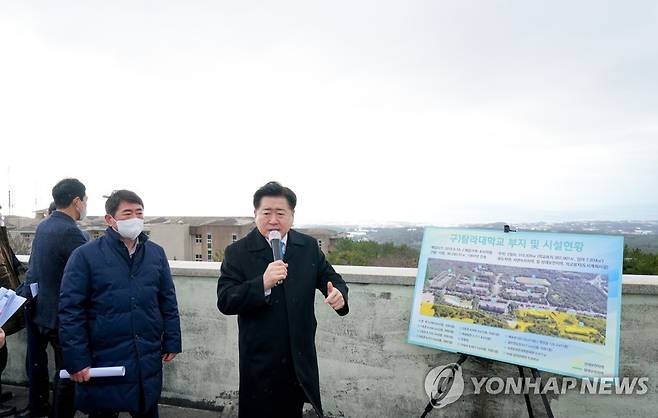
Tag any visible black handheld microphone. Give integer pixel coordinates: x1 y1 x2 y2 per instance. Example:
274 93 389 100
269 230 283 286
269 230 283 261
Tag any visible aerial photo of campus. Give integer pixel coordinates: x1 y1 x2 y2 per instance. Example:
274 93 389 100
419 258 608 345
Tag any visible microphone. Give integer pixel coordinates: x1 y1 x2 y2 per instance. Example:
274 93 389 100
269 230 283 261
269 230 283 286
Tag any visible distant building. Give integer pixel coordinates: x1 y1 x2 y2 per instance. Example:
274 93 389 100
10 215 255 261
10 214 340 261
33 208 49 220
296 228 341 254
3 215 36 230
479 301 507 314
5 216 40 250
473 287 489 296
429 278 444 290
455 283 472 293
504 289 532 302
147 216 256 261
515 276 551 287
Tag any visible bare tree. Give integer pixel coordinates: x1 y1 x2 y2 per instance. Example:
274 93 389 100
8 233 31 255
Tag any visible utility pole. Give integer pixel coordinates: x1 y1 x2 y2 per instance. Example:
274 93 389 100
7 167 12 216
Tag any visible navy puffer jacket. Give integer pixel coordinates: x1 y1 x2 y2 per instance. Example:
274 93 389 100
59 227 182 413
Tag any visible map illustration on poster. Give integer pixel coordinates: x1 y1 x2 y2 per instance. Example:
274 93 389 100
407 227 624 378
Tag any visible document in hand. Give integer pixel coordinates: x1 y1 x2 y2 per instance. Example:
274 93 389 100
59 366 126 379
30 283 38 297
0 287 26 327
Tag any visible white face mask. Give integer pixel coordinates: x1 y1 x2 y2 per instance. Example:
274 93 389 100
77 203 87 221
75 196 87 221
115 218 144 240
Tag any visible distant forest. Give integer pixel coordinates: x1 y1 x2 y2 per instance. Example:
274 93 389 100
330 228 658 274
624 235 658 254
362 227 658 254
327 238 419 267
624 245 658 275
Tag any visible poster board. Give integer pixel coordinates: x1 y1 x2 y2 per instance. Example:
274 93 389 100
407 227 623 378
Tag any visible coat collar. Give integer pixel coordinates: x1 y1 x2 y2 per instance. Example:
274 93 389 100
245 227 305 262
103 226 149 266
104 226 149 246
50 210 78 225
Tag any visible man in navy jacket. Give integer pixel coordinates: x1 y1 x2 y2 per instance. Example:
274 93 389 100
59 190 181 418
21 178 89 418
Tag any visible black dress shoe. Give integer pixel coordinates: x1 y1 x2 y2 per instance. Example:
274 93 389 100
14 406 49 418
0 403 16 418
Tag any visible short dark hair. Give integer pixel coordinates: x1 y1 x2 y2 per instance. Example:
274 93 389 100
52 178 86 209
104 190 144 217
47 201 57 215
253 181 296 210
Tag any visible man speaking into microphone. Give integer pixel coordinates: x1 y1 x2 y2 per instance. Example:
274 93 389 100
217 181 349 418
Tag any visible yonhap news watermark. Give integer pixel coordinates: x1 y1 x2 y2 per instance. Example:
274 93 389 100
470 375 649 396
425 363 649 409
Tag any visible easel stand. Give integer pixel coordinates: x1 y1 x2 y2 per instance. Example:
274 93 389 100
420 353 555 418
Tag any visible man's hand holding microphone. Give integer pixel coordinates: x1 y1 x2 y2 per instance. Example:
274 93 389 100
264 230 287 291
263 230 344 310
263 260 288 290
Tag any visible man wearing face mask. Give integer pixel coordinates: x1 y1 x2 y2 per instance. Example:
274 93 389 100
19 178 89 418
59 189 181 418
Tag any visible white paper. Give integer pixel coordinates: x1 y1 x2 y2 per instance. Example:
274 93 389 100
30 283 39 297
0 287 26 327
59 366 126 379
0 288 9 314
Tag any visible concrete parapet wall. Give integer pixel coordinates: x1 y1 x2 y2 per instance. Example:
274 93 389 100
4 260 658 417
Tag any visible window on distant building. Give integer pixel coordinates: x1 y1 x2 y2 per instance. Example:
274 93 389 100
232 233 238 242
195 254 203 261
195 234 202 244
208 250 213 261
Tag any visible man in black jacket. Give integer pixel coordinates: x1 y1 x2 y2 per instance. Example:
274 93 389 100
217 181 349 418
20 178 88 418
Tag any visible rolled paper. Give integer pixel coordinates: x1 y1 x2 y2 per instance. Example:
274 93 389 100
59 366 126 379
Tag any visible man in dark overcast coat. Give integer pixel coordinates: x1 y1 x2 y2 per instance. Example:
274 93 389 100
21 178 88 418
217 181 349 418
59 190 181 418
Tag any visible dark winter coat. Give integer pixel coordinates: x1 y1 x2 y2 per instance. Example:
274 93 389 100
59 227 182 413
26 211 88 331
0 224 26 335
217 228 349 418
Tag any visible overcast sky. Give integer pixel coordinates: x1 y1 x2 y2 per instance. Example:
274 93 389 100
1 1 657 225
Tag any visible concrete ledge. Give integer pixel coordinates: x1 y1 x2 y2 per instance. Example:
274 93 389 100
166 261 418 286
8 255 658 417
16 255 658 293
620 274 658 295
166 260 658 294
